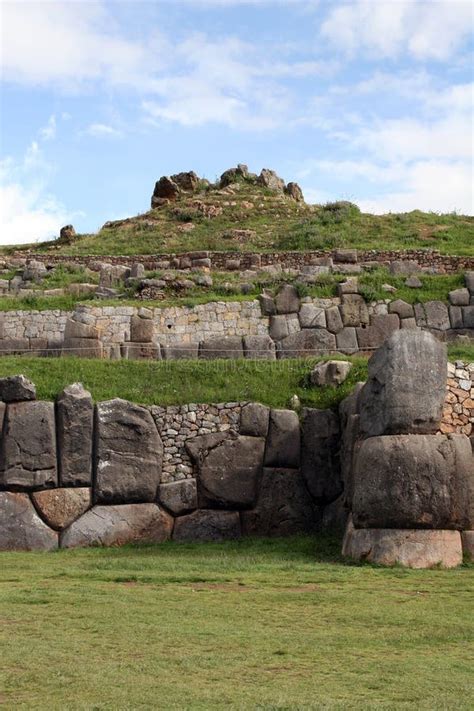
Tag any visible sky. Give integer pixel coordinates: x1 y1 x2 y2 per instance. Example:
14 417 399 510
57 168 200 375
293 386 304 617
0 0 473 245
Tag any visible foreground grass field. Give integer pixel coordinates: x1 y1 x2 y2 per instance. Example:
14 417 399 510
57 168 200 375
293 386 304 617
1 537 473 709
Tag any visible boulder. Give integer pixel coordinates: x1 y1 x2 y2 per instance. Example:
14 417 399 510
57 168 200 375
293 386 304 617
388 300 414 319
285 182 304 201
356 313 400 349
240 403 270 437
342 517 462 569
352 434 473 530
94 399 163 504
326 306 344 334
0 401 57 489
335 327 358 354
275 284 300 314
61 504 173 548
186 433 265 508
59 224 76 244
158 480 197 516
32 488 91 530
0 492 58 551
310 360 352 387
257 168 285 192
241 468 317 536
152 176 180 205
359 330 447 437
334 249 358 264
448 288 470 306
299 304 326 329
173 510 241 542
269 314 300 341
243 335 276 360
278 328 336 358
170 171 199 191
130 315 154 343
219 164 250 187
258 293 276 316
199 337 244 360
300 408 341 504
57 383 93 486
405 276 422 288
264 409 300 468
389 260 419 276
0 375 36 402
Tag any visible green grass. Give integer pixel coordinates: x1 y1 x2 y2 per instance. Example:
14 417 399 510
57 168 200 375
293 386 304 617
1 536 473 709
0 355 369 409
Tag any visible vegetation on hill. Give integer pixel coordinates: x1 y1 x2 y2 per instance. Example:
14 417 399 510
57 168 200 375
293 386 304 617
4 180 473 256
1 537 473 709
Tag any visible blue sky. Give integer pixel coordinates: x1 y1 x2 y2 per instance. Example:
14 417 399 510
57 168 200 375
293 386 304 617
1 0 473 244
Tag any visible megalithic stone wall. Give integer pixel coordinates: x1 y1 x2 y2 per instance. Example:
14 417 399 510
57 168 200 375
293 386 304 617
340 330 474 568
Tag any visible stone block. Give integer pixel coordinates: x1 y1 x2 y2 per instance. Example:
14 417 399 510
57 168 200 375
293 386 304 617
275 284 300 314
418 301 451 331
57 383 93 486
130 315 154 343
336 327 358 354
269 314 300 341
64 319 99 340
0 401 57 489
449 288 470 306
0 338 30 355
301 408 341 504
61 504 173 548
321 495 348 535
121 342 161 360
337 278 358 296
32 488 91 530
326 306 344 334
334 249 358 263
199 337 244 360
241 468 317 537
465 271 474 294
299 303 326 329
342 517 462 568
162 343 199 360
359 330 447 437
356 313 400 350
158 480 197 516
240 403 270 437
449 306 463 329
173 510 241 542
63 338 103 358
462 305 474 328
186 433 265 508
278 329 336 358
264 409 300 468
389 260 419 276
0 492 58 551
192 258 211 269
388 300 414 319
310 360 352 386
339 295 369 327
400 317 418 330
0 375 36 402
258 293 276 316
461 531 474 560
243 335 276 360
352 434 473 530
94 399 163 504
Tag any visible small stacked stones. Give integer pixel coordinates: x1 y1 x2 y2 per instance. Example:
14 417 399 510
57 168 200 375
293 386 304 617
441 361 474 436
150 403 243 482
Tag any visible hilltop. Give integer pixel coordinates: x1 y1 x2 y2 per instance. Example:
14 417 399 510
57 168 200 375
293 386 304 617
4 164 474 256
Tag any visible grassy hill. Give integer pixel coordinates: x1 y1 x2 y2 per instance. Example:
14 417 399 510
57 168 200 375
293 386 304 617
5 178 474 256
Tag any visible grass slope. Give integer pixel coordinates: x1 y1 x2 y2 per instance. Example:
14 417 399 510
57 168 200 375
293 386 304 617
1 537 473 709
5 185 473 256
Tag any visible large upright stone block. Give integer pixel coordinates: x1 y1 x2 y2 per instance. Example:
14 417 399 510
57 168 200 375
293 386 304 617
278 329 336 358
359 330 446 437
0 401 57 489
94 399 163 504
0 492 58 551
264 409 300 468
352 434 474 530
56 383 93 486
300 408 341 504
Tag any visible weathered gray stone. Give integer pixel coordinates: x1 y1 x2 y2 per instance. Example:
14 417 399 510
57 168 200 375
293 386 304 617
465 271 474 294
121 342 161 360
241 468 317 536
0 401 57 489
0 338 30 355
240 403 270 437
352 434 473 530
186 433 265 508
342 517 462 569
278 328 336 358
130 315 154 343
32 488 91 530
173 510 241 542
321 495 348 535
336 327 358 354
449 306 463 329
162 342 199 360
337 278 358 296
0 492 58 551
269 314 299 341
275 284 300 314
310 360 352 386
339 295 369 327
0 375 36 402
389 260 419 276
158 480 197 516
388 300 414 319
417 300 451 331
199 337 244 360
356 313 400 349
257 168 285 193
62 338 103 358
462 306 474 328
64 319 99 340
61 504 173 548
338 384 364 505
400 317 418 330
258 293 276 315
264 409 300 468
405 276 423 288
449 288 470 306
152 176 180 203
94 399 163 504
461 531 474 560
299 304 326 329
334 249 358 264
326 305 344 334
301 408 341 504
359 330 447 437
285 182 304 201
243 335 276 360
57 383 93 486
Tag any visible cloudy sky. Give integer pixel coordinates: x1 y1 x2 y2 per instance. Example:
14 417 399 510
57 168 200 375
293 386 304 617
1 0 473 244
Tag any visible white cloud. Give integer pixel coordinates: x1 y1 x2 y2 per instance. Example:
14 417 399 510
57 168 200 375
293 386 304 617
86 123 123 138
321 1 473 60
38 114 57 141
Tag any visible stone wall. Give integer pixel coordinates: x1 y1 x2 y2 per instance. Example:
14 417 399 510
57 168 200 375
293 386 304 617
0 276 473 359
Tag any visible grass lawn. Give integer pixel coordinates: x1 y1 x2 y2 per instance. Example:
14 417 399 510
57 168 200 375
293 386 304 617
0 537 473 709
